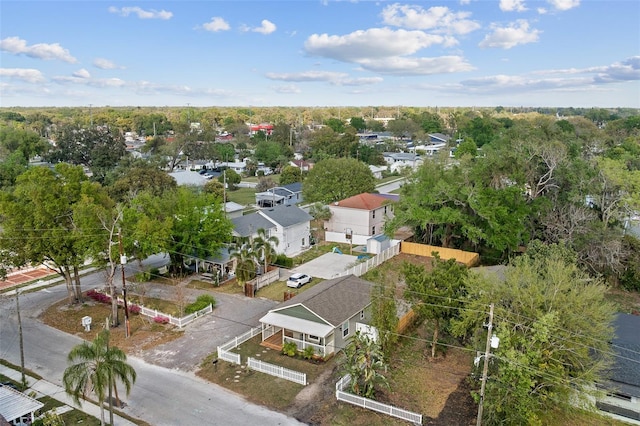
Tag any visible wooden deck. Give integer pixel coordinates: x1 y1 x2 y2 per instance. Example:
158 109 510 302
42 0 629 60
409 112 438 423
260 330 282 351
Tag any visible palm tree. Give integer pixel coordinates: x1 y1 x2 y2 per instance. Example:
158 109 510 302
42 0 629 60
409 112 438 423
341 331 388 399
63 329 137 426
253 228 279 273
230 237 256 287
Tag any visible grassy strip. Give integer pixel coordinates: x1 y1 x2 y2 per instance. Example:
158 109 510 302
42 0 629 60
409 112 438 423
0 359 43 381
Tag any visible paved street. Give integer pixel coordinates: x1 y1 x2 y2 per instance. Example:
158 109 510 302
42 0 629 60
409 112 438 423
0 263 304 426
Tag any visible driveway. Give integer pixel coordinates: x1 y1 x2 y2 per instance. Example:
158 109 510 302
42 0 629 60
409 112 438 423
290 252 360 279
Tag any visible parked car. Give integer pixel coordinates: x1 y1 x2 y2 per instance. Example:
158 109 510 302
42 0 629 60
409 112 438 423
286 273 311 288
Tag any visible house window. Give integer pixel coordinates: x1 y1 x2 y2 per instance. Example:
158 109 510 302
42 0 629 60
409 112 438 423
384 206 387 214
372 210 376 219
360 310 365 320
342 321 349 338
301 237 305 246
371 226 375 235
307 335 320 344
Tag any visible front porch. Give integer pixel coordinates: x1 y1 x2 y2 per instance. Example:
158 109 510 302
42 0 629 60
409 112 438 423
260 325 334 359
261 329 283 351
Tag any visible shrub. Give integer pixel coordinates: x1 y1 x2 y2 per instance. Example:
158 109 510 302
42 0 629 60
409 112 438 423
128 304 141 314
302 346 315 360
134 270 151 283
153 315 169 324
185 294 216 314
282 341 298 357
274 254 293 268
86 289 111 304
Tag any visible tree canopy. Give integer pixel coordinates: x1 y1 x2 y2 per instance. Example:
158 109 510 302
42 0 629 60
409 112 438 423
302 158 375 204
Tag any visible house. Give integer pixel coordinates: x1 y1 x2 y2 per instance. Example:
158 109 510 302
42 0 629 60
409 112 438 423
428 133 451 144
224 201 245 219
368 164 387 179
597 313 640 421
259 274 374 358
231 204 312 257
289 159 313 172
382 152 422 172
0 385 44 426
249 123 274 136
324 193 398 246
255 182 303 208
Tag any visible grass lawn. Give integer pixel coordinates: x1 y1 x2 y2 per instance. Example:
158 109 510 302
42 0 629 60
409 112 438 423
226 187 257 206
188 279 243 295
197 335 334 411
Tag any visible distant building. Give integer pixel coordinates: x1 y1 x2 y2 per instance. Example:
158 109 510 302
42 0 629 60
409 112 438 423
248 123 274 136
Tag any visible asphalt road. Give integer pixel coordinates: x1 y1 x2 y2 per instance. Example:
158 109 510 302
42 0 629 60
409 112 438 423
0 261 304 426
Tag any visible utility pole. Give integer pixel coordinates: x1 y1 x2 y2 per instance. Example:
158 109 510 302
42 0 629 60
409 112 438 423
476 303 494 426
118 230 130 338
15 288 26 387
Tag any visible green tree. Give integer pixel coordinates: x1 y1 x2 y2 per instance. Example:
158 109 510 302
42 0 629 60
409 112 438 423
403 255 467 358
0 151 28 190
203 179 226 201
0 164 89 303
454 138 477 159
341 331 388 399
0 127 48 161
63 329 136 426
219 168 240 190
302 158 375 204
108 162 177 202
349 116 366 132
324 117 345 133
253 228 279 273
279 165 302 185
230 239 257 286
370 279 398 361
452 247 616 425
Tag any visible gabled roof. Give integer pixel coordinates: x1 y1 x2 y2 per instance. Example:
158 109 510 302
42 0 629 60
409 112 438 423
333 193 396 211
271 275 373 327
259 204 312 228
429 133 451 143
0 386 43 423
231 214 275 237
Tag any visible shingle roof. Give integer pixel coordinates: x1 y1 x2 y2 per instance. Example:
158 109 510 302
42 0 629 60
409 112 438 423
608 313 640 395
231 214 274 237
333 193 395 211
273 275 373 326
259 204 312 228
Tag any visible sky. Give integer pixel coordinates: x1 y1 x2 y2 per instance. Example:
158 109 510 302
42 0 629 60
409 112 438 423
1 0 639 108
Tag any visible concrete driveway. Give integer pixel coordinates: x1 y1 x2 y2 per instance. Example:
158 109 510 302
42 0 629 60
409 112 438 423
290 252 360 279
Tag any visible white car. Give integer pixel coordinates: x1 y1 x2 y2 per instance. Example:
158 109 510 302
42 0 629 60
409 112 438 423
286 273 311 288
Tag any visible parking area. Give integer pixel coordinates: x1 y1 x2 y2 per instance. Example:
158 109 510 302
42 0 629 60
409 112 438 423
289 252 360 279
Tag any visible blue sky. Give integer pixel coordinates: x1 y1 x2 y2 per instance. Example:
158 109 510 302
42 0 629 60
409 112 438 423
1 0 639 108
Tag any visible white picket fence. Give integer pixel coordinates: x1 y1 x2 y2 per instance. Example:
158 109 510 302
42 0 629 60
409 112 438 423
134 302 213 328
247 357 307 386
335 375 422 425
338 243 401 277
217 326 262 365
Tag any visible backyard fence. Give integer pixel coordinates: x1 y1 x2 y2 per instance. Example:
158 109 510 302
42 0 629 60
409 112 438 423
217 326 262 365
338 243 401 278
400 242 479 267
335 375 423 425
247 357 307 386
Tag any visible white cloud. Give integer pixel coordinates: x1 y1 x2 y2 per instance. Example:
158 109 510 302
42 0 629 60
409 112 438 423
273 85 301 94
93 58 121 70
381 4 480 35
547 0 580 11
537 7 548 14
247 19 277 35
500 0 528 12
265 70 382 86
305 28 451 62
108 6 173 20
202 17 230 32
0 36 77 63
359 55 474 75
73 69 91 79
0 68 46 83
479 20 540 49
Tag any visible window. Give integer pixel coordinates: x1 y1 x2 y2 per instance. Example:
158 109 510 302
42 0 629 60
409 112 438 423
342 321 349 338
307 335 320 344
384 206 387 214
360 310 365 320
371 226 375 235
372 210 376 219
301 237 305 246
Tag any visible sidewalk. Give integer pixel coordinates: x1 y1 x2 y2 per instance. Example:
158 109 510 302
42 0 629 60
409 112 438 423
0 364 137 426
2 267 98 296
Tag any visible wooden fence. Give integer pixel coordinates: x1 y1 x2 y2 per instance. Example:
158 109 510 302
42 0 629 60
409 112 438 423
401 242 479 267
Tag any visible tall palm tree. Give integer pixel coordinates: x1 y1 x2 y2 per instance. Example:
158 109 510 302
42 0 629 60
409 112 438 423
230 237 256 286
253 228 279 273
341 331 388 399
63 329 137 426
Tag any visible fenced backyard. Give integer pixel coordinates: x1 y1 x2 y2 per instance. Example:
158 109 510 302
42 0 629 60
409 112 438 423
217 326 262 365
335 375 423 425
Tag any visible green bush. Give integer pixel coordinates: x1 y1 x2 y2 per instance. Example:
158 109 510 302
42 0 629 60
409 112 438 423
282 341 298 357
274 254 293 268
134 270 151 283
302 346 315 360
185 294 216 314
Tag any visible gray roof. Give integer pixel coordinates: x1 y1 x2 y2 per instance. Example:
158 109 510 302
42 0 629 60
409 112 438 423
274 275 373 326
231 214 274 237
608 313 640 396
259 204 312 228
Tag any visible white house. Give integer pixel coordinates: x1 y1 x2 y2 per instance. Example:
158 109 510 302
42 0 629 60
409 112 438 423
231 204 313 257
324 193 398 246
368 164 387 179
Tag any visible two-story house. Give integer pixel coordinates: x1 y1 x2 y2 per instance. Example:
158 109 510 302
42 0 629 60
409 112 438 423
324 193 398 248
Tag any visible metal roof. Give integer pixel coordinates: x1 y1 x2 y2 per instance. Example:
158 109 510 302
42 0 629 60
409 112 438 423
0 386 44 423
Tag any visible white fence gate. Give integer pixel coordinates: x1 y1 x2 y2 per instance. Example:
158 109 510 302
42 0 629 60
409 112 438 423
216 326 262 366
